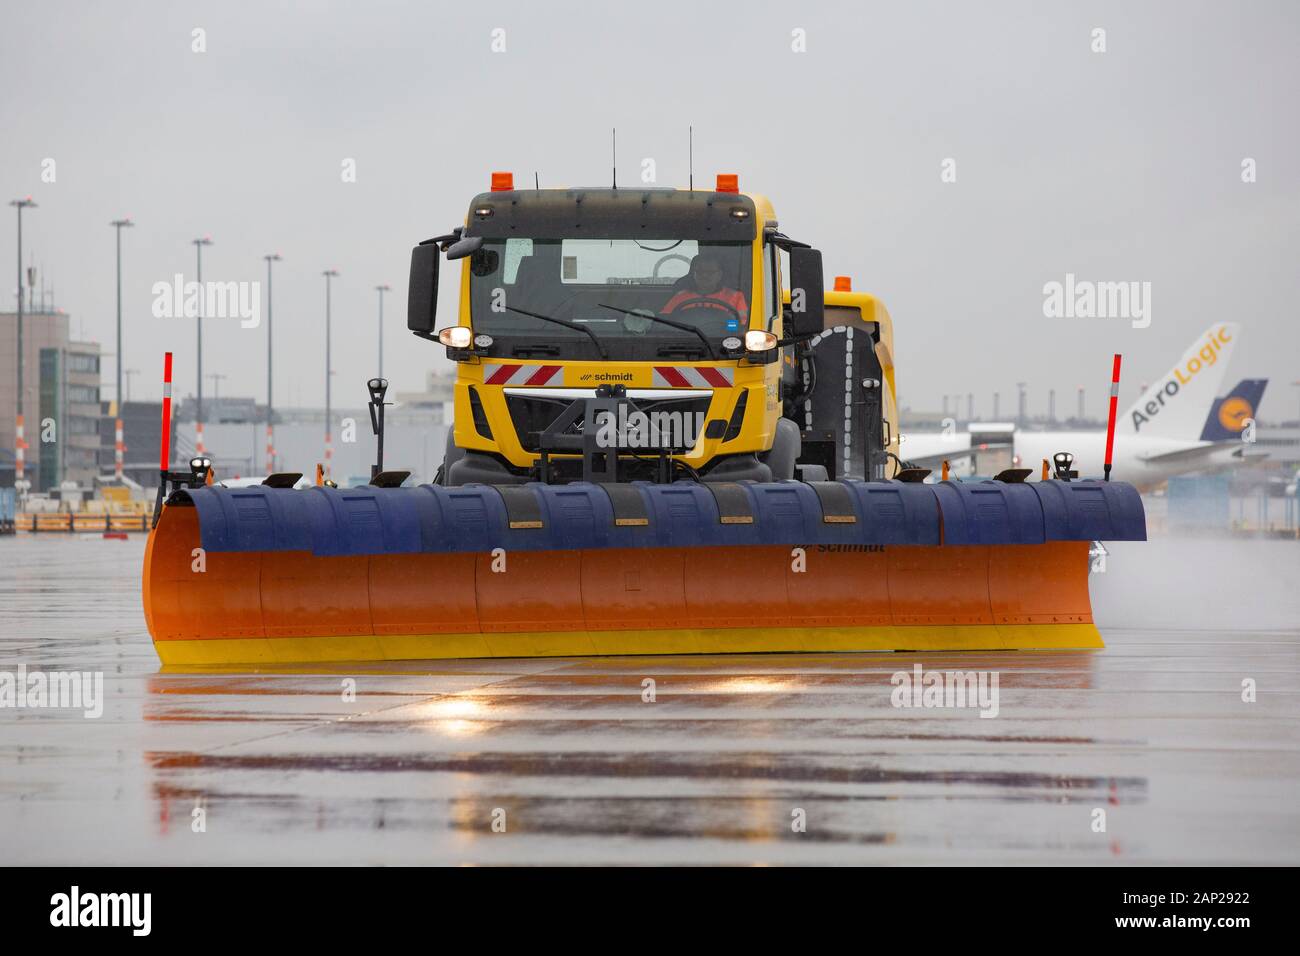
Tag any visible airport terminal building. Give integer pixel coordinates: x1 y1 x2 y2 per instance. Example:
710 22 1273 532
0 307 105 492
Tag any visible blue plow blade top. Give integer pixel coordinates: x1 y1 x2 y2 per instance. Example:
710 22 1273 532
172 478 1147 558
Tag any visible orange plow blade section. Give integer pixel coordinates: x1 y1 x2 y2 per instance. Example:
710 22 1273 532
144 505 1101 666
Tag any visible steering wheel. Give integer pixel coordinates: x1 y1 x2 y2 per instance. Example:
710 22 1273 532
667 296 744 326
652 254 692 280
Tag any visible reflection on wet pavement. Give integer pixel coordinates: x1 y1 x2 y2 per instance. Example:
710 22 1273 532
3 536 1298 864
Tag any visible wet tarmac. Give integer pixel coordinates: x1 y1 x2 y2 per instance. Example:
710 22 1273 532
2 533 1298 864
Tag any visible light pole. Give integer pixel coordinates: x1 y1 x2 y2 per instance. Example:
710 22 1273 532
192 236 213 454
123 369 139 403
375 283 391 379
10 198 36 492
323 269 339 477
110 218 133 481
1016 382 1027 426
206 371 226 442
264 253 281 474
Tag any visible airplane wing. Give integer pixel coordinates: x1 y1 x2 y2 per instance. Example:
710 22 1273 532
1137 442 1268 465
899 433 974 469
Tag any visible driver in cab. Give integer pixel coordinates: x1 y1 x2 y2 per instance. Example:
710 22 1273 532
662 253 747 318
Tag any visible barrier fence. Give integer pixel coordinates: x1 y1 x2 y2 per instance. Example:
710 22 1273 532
14 513 151 533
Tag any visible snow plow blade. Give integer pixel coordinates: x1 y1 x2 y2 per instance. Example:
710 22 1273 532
143 478 1145 666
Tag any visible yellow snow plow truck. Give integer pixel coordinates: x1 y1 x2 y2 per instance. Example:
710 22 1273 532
142 171 1145 666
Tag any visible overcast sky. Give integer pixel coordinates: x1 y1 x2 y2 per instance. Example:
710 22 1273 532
2 0 1296 419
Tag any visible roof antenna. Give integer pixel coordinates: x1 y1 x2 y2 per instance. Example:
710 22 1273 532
689 126 694 192
611 127 617 189
534 171 540 191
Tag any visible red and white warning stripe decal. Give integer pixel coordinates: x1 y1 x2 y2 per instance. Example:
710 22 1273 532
482 364 562 386
652 366 733 388
482 364 732 388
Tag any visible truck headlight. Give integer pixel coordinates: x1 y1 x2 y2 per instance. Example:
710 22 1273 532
744 330 777 352
438 327 473 349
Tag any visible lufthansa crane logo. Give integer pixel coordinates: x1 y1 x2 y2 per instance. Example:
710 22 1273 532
1218 396 1253 432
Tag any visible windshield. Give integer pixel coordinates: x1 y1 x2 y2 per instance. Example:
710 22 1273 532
469 238 752 345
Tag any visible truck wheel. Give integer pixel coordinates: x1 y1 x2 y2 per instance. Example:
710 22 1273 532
761 418 801 481
436 429 467 486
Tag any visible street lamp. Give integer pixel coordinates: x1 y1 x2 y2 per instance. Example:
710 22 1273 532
375 283 391 380
264 253 282 474
322 269 339 477
9 197 36 492
192 236 213 454
110 217 134 481
123 368 139 403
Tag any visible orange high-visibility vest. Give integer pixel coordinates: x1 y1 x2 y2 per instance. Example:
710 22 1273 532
663 288 748 317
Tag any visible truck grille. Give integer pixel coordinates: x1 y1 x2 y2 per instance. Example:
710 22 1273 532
504 394 712 453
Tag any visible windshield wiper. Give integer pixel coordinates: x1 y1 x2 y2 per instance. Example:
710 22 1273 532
504 305 608 360
597 304 717 360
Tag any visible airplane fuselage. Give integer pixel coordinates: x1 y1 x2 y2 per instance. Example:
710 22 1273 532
1014 431 1235 490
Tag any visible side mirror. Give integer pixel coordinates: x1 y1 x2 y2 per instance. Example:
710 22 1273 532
407 242 439 334
787 247 825 339
445 234 483 260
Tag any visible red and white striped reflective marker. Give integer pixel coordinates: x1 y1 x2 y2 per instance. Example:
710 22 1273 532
159 352 173 472
483 363 561 386
652 366 733 388
265 424 274 475
1103 353 1122 482
114 417 124 480
14 413 24 482
480 364 734 389
195 421 205 455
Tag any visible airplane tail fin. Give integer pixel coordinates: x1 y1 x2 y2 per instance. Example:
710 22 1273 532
1199 378 1267 441
1123 324 1239 440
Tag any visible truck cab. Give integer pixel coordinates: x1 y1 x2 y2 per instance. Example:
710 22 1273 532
408 172 896 484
